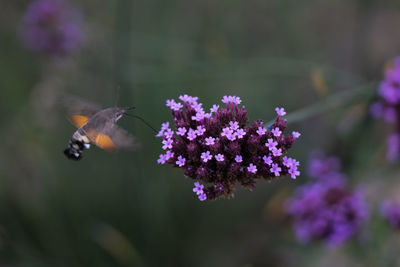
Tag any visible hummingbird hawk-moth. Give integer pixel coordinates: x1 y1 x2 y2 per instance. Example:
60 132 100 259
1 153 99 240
63 88 139 160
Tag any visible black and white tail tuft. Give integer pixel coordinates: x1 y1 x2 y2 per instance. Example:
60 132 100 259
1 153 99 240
64 139 86 160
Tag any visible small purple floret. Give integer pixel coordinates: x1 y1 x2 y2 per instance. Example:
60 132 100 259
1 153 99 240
205 137 216 146
257 126 267 136
272 147 282 157
157 154 167 165
235 128 246 139
215 154 225 162
193 182 204 195
229 121 240 131
263 155 272 165
210 104 219 113
272 127 282 137
176 156 186 167
162 139 173 150
288 167 300 179
275 107 286 116
266 139 278 151
201 151 213 163
247 164 257 174
292 131 301 139
165 150 174 159
196 126 206 136
270 163 281 176
177 127 187 136
198 193 207 201
164 129 174 139
187 129 197 141
221 127 233 137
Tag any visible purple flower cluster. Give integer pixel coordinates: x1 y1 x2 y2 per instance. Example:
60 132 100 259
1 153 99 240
307 150 346 181
20 0 84 56
381 200 400 229
157 95 301 201
370 57 400 161
286 153 368 246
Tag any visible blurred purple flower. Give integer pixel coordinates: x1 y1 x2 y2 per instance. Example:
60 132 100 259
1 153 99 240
307 150 345 181
381 200 400 229
20 0 84 56
156 95 301 201
286 153 368 247
387 134 400 162
370 57 400 161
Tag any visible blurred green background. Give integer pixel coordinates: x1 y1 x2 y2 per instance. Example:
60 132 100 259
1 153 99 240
1 0 400 266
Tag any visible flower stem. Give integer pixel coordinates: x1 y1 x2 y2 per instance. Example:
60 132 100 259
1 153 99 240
267 82 377 125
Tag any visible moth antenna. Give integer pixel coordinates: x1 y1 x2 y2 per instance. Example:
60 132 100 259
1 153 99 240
115 86 120 107
125 113 158 133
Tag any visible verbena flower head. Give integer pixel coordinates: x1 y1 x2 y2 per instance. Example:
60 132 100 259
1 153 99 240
307 150 346 181
370 57 400 161
286 153 368 247
20 0 84 56
157 95 301 201
381 200 400 229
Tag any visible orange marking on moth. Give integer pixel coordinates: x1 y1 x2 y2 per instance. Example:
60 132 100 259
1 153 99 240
94 133 116 151
69 115 90 128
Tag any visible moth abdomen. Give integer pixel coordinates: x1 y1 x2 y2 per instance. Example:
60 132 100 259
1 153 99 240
63 147 82 160
63 134 90 161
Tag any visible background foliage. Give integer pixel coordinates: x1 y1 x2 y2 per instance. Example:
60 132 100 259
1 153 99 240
1 0 400 266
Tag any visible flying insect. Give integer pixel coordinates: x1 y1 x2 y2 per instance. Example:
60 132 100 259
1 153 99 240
63 88 139 160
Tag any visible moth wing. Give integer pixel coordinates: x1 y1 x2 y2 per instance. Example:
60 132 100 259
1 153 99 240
69 115 90 128
60 94 102 117
84 128 116 151
84 125 139 151
106 125 140 151
94 133 117 151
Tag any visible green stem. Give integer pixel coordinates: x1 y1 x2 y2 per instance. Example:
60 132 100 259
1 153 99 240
266 82 377 125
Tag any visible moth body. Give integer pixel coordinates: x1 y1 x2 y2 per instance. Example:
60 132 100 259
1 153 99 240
64 129 92 160
62 93 137 161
